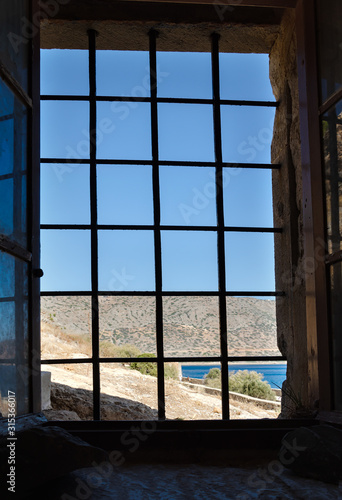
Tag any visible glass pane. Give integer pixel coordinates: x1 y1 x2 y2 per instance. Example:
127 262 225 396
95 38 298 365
0 0 29 92
42 363 93 420
166 361 222 420
100 362 158 420
41 101 90 159
41 230 91 292
223 168 273 227
221 106 275 164
228 362 281 419
219 53 274 101
322 100 342 253
41 296 92 360
97 165 153 225
227 296 280 356
158 104 214 162
0 253 29 416
161 231 218 291
0 80 27 247
40 164 90 224
99 297 156 357
97 51 150 97
225 232 275 292
157 52 212 99
163 296 220 357
330 262 342 410
41 49 89 95
317 0 342 102
0 80 27 174
98 230 155 291
97 102 151 160
160 166 217 226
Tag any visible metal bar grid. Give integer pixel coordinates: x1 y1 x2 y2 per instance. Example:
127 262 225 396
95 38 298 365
40 31 285 421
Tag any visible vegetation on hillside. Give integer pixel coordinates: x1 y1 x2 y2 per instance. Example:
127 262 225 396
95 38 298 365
204 367 276 401
130 353 179 380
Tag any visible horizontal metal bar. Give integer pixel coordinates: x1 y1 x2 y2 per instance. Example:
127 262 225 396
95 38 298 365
0 171 27 182
41 225 91 230
41 290 284 297
0 234 32 262
40 95 90 101
41 94 279 107
0 62 32 108
41 358 92 365
0 113 14 123
220 100 278 107
41 356 286 365
40 158 281 169
225 291 284 296
41 224 282 233
41 158 90 164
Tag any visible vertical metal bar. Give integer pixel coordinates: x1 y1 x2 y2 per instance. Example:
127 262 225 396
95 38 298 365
88 29 100 421
211 33 229 420
149 28 165 420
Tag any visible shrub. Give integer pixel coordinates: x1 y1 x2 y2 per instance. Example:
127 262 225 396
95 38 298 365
130 353 157 377
116 344 142 358
100 342 141 358
229 370 276 401
204 368 221 389
164 362 179 380
204 368 276 400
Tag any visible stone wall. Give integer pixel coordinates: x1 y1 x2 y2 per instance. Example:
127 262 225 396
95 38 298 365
270 10 309 416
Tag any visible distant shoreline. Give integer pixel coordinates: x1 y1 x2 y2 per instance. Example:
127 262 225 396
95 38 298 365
181 361 287 366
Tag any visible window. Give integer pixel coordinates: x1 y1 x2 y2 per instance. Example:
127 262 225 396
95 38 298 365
0 0 39 417
317 0 342 411
40 29 284 421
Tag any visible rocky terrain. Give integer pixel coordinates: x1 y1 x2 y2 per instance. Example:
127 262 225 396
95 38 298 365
41 295 280 358
41 295 280 421
43 362 280 421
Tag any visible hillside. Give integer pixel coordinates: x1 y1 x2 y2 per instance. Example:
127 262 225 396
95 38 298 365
41 295 280 359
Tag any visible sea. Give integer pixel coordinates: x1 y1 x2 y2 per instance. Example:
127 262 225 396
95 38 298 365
181 363 287 389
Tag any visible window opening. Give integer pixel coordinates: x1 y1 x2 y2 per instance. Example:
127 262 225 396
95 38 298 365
40 29 284 421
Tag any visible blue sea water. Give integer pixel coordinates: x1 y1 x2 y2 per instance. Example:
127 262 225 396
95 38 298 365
181 363 287 389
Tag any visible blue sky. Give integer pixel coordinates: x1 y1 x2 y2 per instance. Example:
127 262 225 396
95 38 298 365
40 49 276 293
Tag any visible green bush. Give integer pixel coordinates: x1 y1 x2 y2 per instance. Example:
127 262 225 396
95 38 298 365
100 342 141 358
229 370 276 401
204 368 276 400
204 368 221 389
164 363 179 380
130 353 157 377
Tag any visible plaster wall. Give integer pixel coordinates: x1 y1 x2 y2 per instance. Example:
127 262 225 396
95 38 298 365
270 9 309 416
